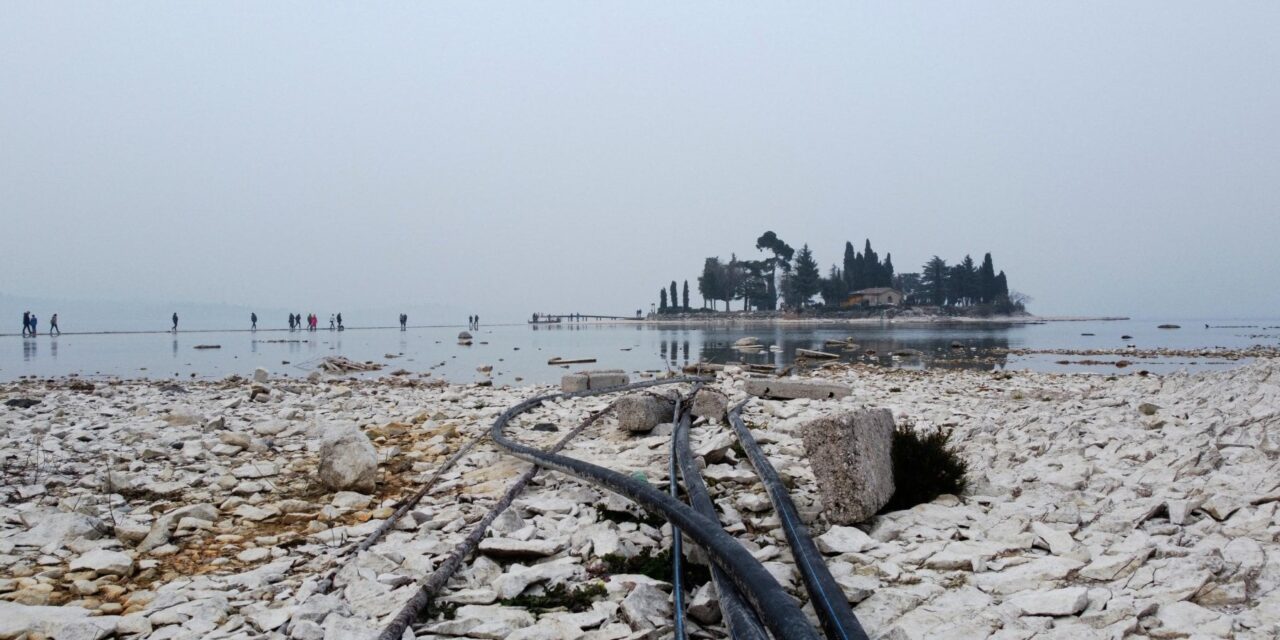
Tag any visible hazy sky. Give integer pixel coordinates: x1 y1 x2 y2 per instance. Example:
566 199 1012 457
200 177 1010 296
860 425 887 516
3 3 1277 321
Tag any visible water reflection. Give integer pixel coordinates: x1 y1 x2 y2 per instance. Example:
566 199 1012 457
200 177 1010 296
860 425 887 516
662 323 1014 372
23 338 36 361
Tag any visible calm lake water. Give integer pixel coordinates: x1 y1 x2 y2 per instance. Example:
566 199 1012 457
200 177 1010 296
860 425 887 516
3 319 1277 385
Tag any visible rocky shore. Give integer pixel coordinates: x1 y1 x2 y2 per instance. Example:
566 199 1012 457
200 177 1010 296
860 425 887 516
2 359 1278 639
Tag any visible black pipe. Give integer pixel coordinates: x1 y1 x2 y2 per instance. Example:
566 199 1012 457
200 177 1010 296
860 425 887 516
728 400 870 640
670 393 689 640
490 378 823 640
674 407 770 640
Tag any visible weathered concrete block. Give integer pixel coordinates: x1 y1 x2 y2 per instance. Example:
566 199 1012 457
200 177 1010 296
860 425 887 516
743 378 851 401
799 409 895 524
586 370 629 390
562 370 631 392
561 374 590 393
616 393 676 432
691 388 728 423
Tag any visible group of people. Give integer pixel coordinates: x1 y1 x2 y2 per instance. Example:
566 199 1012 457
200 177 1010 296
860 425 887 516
399 313 408 330
467 314 480 329
20 311 59 336
287 313 341 332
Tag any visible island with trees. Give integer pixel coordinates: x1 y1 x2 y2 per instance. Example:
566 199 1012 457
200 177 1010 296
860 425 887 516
651 230 1029 320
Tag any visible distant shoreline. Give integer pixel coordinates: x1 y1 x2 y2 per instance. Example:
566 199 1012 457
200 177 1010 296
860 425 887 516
0 315 1135 338
628 314 1128 326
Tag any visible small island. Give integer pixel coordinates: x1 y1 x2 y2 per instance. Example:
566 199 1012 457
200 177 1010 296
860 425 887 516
651 230 1030 322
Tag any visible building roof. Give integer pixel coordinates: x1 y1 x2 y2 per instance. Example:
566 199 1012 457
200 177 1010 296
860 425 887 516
851 287 901 295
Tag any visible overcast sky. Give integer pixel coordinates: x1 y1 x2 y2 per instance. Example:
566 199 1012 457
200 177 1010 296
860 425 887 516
2 2 1277 322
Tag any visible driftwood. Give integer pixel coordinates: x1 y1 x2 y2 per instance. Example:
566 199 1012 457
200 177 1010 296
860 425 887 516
548 357 597 366
317 356 383 373
796 348 840 360
682 362 724 374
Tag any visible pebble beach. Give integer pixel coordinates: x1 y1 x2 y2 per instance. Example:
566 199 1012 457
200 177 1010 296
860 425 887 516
2 357 1278 639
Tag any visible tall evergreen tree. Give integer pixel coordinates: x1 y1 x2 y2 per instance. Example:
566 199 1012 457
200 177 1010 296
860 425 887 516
821 265 848 307
882 253 895 287
723 254 745 311
669 281 678 312
842 242 857 291
659 288 668 311
862 240 879 289
958 255 978 304
698 258 722 311
921 256 948 306
978 253 996 303
995 271 1009 300
790 244 822 309
682 280 690 310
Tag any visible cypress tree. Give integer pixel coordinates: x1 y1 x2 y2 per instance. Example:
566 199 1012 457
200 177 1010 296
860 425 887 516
843 241 857 291
670 281 678 312
659 288 668 311
882 253 895 287
682 280 690 310
978 253 996 303
862 240 878 289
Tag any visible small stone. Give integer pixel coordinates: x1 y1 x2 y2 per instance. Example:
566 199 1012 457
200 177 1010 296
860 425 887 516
1008 587 1089 616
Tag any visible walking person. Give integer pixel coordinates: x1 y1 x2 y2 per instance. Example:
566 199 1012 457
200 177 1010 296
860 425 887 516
329 314 335 331
474 314 479 329
171 312 178 332
400 313 407 331
288 314 295 331
22 311 30 337
251 312 257 331
29 314 37 336
49 313 60 336
336 313 343 331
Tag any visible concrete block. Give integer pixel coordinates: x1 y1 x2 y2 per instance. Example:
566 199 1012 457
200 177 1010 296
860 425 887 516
799 409 895 524
691 388 728 422
561 370 630 393
743 378 851 401
616 393 676 432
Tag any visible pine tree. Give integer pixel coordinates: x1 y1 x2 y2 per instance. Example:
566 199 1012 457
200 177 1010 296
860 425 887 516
659 288 667 311
821 265 848 307
682 280 690 310
755 231 794 310
791 244 822 309
669 281 678 312
921 256 948 306
959 255 978 305
698 258 722 311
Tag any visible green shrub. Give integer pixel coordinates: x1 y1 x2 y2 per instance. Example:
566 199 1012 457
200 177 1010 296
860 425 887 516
601 548 711 585
881 425 968 513
500 583 607 612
